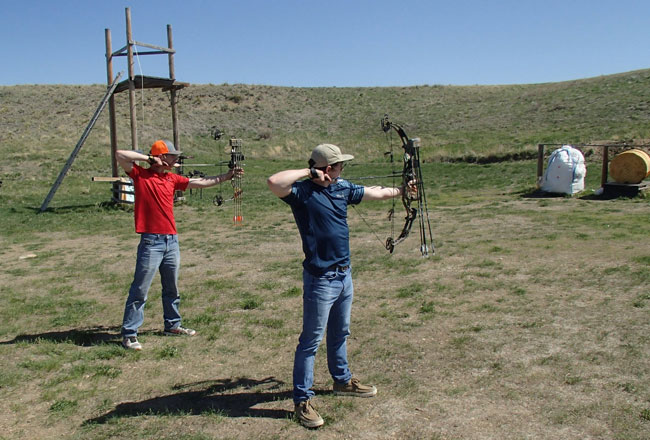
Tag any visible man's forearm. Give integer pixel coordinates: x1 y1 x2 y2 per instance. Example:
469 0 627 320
188 171 233 189
116 150 149 163
116 149 151 173
362 185 402 201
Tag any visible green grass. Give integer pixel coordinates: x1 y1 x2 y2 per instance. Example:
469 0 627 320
1 74 650 439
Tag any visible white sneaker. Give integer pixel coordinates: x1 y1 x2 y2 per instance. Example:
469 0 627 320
163 326 196 336
122 336 142 350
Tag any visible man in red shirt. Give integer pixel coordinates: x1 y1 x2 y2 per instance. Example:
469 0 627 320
116 139 242 350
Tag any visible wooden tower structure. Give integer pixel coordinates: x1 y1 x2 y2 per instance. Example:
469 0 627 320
105 7 188 177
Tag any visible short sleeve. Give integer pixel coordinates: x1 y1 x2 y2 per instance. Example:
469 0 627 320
281 180 310 206
347 181 364 205
174 174 190 191
127 164 142 179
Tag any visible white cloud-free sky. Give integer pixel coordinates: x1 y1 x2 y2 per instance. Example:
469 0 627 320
2 0 649 87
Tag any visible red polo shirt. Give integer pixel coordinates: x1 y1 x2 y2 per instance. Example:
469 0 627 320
128 164 190 234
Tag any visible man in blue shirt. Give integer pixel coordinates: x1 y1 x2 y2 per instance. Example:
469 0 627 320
267 143 407 428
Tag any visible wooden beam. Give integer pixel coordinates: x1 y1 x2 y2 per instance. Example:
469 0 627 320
105 28 119 178
536 144 544 187
126 7 138 151
113 51 170 56
168 24 180 154
111 45 128 57
132 40 175 53
601 145 609 186
92 176 131 182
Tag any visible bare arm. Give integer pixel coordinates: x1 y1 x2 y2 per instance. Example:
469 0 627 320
362 185 402 201
187 169 241 189
267 168 330 198
115 150 151 174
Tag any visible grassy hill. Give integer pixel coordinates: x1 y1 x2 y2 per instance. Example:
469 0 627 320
2 68 650 165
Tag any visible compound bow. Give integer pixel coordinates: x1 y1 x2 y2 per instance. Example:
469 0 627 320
381 115 434 257
229 138 244 226
212 128 245 226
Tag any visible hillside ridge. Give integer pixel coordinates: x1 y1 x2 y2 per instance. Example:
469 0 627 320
2 69 650 161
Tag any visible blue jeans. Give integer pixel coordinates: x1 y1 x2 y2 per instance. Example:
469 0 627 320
121 233 182 337
293 267 354 403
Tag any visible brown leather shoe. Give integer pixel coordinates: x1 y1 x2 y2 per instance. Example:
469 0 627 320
294 400 324 428
333 377 377 397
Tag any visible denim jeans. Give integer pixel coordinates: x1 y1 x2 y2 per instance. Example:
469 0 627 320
121 233 182 337
293 267 354 403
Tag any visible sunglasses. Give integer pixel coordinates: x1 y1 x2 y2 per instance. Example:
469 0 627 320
161 154 179 163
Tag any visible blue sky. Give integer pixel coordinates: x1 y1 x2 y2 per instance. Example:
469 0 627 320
1 0 650 87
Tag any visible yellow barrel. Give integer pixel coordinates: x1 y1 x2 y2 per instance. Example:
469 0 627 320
609 149 650 184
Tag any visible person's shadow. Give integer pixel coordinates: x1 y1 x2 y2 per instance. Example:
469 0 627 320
2 330 296 422
84 377 293 424
0 326 125 346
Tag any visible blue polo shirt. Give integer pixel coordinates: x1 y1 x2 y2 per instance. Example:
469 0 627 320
282 178 365 276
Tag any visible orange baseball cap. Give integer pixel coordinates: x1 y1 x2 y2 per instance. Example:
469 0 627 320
149 139 181 156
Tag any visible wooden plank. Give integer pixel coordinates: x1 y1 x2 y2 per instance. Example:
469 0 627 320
114 75 189 94
91 177 131 182
132 40 175 53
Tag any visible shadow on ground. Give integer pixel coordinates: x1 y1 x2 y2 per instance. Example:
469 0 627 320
518 188 640 200
519 189 568 199
31 201 132 215
0 326 144 346
84 377 294 424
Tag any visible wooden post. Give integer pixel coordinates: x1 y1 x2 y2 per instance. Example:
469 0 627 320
167 23 183 201
105 28 119 177
168 24 179 151
601 145 609 186
125 8 138 151
536 144 544 187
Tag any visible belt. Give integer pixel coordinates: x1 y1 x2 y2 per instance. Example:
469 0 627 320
328 264 350 272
